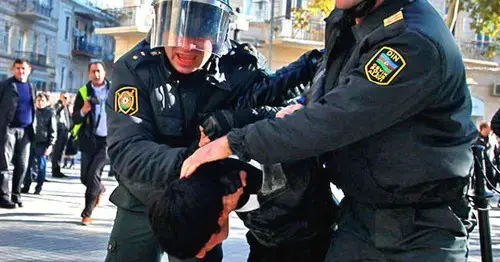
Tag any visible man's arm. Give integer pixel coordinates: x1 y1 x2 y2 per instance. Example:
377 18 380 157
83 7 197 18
221 45 324 108
106 59 192 203
200 106 280 142
71 92 85 124
48 109 57 146
181 31 456 176
227 33 447 164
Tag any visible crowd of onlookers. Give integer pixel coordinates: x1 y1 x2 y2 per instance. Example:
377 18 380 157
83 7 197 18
1 58 112 227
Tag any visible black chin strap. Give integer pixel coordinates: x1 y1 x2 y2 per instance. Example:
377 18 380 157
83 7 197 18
347 0 377 18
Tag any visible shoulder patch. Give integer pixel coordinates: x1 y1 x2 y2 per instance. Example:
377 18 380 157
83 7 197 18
365 47 406 86
115 86 139 115
383 11 403 27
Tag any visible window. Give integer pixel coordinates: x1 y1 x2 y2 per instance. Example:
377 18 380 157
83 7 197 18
60 66 65 90
33 33 38 53
65 16 70 40
18 30 25 52
3 25 9 53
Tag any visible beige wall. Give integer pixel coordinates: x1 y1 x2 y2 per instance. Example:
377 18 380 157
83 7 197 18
113 33 147 61
466 68 500 124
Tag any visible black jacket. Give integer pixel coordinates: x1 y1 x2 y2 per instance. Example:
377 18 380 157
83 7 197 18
227 0 478 206
106 40 323 211
0 76 36 170
55 100 71 130
72 81 110 152
34 107 57 146
201 107 335 246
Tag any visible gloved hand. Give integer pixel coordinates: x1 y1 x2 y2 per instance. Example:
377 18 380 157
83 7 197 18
200 110 236 141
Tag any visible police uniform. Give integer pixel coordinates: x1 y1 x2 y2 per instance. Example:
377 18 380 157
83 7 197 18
104 38 322 261
225 0 478 260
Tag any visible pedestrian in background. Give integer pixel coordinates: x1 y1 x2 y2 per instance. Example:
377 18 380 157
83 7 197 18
52 92 71 178
0 59 36 208
72 61 110 225
22 93 57 194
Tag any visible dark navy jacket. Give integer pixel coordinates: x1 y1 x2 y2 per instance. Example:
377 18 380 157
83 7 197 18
228 0 478 206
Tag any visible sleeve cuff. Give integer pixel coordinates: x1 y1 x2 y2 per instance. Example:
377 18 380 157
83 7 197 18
227 128 252 162
80 109 85 118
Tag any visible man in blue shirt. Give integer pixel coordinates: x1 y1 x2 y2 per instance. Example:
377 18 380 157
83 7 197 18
0 59 36 208
71 61 110 225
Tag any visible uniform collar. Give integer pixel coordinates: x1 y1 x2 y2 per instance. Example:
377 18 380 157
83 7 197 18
351 0 413 41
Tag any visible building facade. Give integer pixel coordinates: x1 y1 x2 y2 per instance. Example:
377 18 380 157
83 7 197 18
0 0 118 93
95 0 152 61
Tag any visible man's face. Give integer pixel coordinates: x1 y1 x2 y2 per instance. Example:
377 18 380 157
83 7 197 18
12 62 32 83
195 216 229 258
88 63 106 86
60 92 68 105
481 126 491 136
335 0 363 9
164 35 213 74
36 96 48 109
195 172 246 258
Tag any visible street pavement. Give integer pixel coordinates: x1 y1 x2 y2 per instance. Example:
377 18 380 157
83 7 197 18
0 164 499 261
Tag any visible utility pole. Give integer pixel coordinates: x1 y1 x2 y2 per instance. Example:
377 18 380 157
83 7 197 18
269 0 275 69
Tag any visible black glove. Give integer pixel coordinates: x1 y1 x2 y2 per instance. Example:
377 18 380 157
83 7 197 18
200 110 236 141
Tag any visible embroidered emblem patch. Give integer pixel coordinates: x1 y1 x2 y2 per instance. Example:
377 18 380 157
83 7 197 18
115 86 139 115
365 47 406 86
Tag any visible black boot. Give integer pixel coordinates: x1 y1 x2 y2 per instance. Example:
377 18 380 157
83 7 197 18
0 198 16 209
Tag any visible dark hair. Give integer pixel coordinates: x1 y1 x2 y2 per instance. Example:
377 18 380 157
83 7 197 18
146 169 224 259
479 122 490 131
12 58 31 68
36 93 49 101
88 61 106 72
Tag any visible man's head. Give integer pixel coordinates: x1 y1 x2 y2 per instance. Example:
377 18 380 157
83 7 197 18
479 122 491 137
147 159 252 259
36 93 49 109
150 0 233 74
12 59 32 83
147 174 226 259
60 92 68 105
88 61 106 87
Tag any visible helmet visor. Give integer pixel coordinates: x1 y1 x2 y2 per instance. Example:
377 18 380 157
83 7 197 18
151 0 233 56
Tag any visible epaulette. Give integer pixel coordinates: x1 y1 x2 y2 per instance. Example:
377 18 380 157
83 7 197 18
126 48 163 69
383 11 405 28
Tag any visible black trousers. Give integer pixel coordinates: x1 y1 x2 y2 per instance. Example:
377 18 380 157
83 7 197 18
246 230 331 262
80 136 107 218
0 127 31 203
52 125 69 176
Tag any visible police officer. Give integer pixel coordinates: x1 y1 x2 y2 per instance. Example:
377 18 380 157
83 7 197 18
182 0 479 260
104 0 320 260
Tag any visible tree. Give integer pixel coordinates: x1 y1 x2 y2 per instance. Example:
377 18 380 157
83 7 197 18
446 0 499 57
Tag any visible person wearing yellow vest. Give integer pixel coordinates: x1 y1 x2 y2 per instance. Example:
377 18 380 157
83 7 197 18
71 61 110 226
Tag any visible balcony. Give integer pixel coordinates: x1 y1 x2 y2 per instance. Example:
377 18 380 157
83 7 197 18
72 36 103 58
16 0 52 21
16 51 48 67
458 41 499 62
276 16 325 46
95 5 152 36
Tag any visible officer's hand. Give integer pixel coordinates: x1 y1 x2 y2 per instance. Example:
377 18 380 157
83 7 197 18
44 146 52 156
81 98 92 115
276 104 304 118
220 171 247 220
199 126 211 147
181 136 232 178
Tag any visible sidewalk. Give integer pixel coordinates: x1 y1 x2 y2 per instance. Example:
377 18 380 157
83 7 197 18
0 164 498 261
